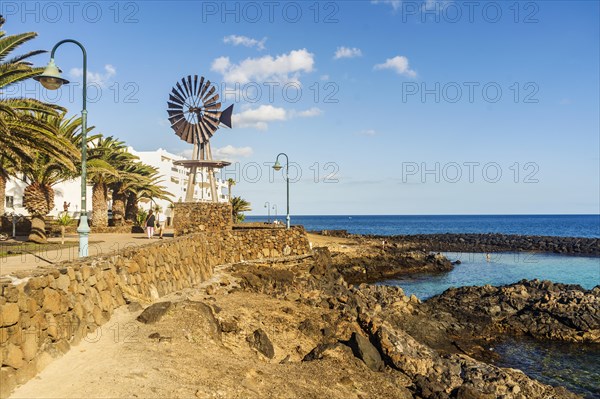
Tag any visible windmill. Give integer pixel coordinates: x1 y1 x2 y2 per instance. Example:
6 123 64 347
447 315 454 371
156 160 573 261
167 75 234 202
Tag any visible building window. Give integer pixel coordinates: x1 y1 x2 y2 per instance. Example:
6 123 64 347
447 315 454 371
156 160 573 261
5 196 14 209
171 177 179 184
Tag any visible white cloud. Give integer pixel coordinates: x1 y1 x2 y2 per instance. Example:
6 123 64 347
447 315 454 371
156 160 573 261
213 145 254 160
69 64 116 88
334 46 363 60
233 105 323 130
359 129 377 136
233 105 287 130
371 0 402 11
294 107 323 118
223 35 267 51
320 74 330 81
211 49 315 85
374 56 417 78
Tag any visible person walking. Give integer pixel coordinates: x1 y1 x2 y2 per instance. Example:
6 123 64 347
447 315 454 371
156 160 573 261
145 209 156 239
156 211 165 239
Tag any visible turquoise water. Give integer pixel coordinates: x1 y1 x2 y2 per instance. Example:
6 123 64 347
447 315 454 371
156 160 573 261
383 252 600 300
491 337 600 399
382 253 600 398
246 214 600 238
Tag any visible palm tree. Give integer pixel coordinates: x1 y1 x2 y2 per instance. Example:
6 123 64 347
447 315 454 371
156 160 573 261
118 163 172 223
86 136 131 227
231 196 251 223
20 114 79 242
227 178 236 201
110 162 158 226
0 16 67 215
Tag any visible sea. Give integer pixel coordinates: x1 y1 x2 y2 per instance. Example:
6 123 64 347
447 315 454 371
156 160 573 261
246 214 600 238
247 214 600 397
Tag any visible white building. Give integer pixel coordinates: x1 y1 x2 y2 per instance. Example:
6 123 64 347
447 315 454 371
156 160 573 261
128 147 229 213
4 147 229 220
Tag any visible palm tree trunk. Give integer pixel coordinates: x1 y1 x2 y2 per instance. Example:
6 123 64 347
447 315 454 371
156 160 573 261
23 182 54 243
92 183 108 227
28 215 46 243
125 192 138 222
112 190 126 226
0 174 5 216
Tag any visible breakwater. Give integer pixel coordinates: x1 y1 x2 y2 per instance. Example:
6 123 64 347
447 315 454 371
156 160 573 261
371 233 599 256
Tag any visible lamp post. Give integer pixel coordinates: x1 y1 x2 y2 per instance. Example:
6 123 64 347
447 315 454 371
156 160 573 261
272 153 290 229
34 39 90 257
264 201 271 223
272 204 278 223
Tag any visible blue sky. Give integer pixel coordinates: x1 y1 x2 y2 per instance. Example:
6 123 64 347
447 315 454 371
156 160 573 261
3 0 599 215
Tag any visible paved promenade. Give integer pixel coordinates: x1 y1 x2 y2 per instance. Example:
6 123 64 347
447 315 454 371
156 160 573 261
0 231 173 276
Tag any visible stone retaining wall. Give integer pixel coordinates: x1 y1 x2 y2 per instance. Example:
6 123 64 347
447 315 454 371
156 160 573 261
173 202 232 235
0 227 311 398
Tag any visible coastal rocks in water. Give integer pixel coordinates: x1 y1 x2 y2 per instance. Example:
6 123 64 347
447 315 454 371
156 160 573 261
334 247 453 284
427 279 600 343
346 332 384 371
360 314 580 399
247 328 275 359
230 248 583 398
136 301 173 324
390 233 600 256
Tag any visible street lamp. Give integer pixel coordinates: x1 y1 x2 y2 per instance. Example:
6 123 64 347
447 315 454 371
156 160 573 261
264 201 271 223
272 153 290 229
34 39 90 257
272 204 278 223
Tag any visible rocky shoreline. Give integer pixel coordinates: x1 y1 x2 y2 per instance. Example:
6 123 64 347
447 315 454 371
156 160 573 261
230 247 590 398
6 232 597 398
321 230 600 256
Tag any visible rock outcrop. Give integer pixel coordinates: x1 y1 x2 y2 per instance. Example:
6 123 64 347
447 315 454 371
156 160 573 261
384 233 599 256
426 280 600 343
231 248 584 398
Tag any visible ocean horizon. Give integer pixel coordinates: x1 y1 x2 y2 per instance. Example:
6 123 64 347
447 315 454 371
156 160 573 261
245 214 600 238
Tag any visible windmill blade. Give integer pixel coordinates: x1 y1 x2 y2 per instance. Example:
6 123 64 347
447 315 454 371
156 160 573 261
186 76 194 97
170 89 186 105
198 122 210 144
167 101 184 111
219 104 234 128
200 118 217 139
204 102 221 111
171 119 186 137
168 112 185 123
168 94 185 106
203 93 219 106
197 76 205 97
182 122 195 143
181 77 191 98
193 75 199 96
168 112 185 122
202 114 220 132
202 86 216 102
192 123 202 146
200 80 211 97
175 81 187 98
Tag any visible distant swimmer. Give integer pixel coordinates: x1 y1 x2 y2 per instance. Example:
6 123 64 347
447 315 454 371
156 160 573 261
486 253 491 262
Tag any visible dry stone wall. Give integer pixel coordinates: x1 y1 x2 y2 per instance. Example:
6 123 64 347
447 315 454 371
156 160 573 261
0 227 311 398
173 202 232 235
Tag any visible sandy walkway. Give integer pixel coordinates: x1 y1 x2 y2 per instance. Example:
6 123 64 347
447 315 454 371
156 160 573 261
1 231 173 275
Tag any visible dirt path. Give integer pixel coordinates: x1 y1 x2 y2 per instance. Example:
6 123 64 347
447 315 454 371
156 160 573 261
10 263 412 399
